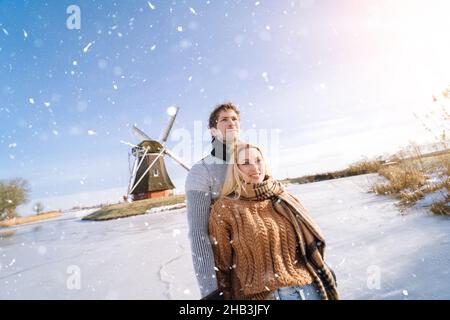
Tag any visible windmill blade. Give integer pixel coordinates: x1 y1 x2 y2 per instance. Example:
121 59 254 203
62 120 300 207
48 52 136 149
127 155 139 189
120 140 139 148
128 147 165 195
128 148 149 194
127 147 150 194
161 106 179 143
132 125 152 141
164 148 191 171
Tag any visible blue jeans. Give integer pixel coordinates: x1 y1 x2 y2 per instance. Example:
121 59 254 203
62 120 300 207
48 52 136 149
273 284 322 300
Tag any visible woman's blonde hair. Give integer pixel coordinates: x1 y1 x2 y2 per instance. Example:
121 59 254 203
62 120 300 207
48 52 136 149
219 142 270 199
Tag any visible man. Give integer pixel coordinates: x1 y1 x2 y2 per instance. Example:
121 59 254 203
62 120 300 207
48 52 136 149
185 102 241 299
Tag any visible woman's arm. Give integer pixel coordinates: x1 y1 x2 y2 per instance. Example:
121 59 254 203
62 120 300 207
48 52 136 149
208 206 233 300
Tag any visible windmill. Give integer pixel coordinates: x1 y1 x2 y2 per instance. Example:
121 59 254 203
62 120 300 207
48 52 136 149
123 106 191 201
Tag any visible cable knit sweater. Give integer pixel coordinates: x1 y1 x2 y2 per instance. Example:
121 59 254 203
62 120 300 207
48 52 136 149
208 196 313 300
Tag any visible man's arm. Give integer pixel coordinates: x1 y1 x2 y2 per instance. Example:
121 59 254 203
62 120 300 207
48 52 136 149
185 163 218 297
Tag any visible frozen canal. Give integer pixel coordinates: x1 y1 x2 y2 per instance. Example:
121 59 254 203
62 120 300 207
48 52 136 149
1 173 449 299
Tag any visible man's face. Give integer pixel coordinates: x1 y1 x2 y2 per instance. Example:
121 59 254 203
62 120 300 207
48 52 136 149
211 109 240 142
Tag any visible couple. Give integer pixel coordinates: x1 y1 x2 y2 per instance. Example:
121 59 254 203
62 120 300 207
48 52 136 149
185 102 339 300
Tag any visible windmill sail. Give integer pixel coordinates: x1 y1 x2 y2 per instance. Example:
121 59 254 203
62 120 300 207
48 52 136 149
164 148 191 171
132 125 152 141
161 106 179 143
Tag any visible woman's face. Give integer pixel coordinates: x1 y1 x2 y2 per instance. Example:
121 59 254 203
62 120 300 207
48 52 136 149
237 147 266 184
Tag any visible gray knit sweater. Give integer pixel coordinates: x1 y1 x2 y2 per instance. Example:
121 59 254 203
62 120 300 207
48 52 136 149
185 154 228 298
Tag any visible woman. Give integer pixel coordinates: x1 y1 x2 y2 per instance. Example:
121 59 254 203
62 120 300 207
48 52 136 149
208 142 339 300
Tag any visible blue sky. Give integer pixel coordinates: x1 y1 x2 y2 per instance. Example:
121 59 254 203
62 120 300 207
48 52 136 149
1 0 449 214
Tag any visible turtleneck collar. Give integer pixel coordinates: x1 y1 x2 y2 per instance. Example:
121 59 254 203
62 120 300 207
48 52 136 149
210 136 233 162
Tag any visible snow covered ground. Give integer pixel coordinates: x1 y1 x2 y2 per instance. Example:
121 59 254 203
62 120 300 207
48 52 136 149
1 173 449 300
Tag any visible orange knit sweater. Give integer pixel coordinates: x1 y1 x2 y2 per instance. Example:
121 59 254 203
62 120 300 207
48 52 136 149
208 196 313 300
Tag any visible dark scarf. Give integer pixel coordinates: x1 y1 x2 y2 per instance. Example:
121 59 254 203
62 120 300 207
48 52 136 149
210 137 232 162
240 177 340 300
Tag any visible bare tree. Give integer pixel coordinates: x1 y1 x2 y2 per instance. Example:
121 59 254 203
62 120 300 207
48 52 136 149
0 178 30 221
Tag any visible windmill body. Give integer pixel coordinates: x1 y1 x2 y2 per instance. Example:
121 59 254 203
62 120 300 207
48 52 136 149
130 140 175 200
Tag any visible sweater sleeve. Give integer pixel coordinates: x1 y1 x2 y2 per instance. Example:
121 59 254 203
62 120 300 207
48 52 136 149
185 163 218 297
208 205 233 300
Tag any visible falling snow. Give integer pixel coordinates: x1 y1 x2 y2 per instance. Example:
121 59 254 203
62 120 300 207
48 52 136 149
83 41 94 53
1 0 449 301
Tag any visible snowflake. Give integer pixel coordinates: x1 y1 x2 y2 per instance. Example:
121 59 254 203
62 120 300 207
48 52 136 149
83 41 94 53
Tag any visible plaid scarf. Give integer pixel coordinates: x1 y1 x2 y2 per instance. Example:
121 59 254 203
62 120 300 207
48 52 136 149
240 177 340 300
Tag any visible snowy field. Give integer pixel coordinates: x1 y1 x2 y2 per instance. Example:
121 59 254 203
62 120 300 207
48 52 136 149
1 173 449 300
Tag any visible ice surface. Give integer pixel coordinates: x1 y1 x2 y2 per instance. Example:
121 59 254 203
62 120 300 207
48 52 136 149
1 174 449 299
